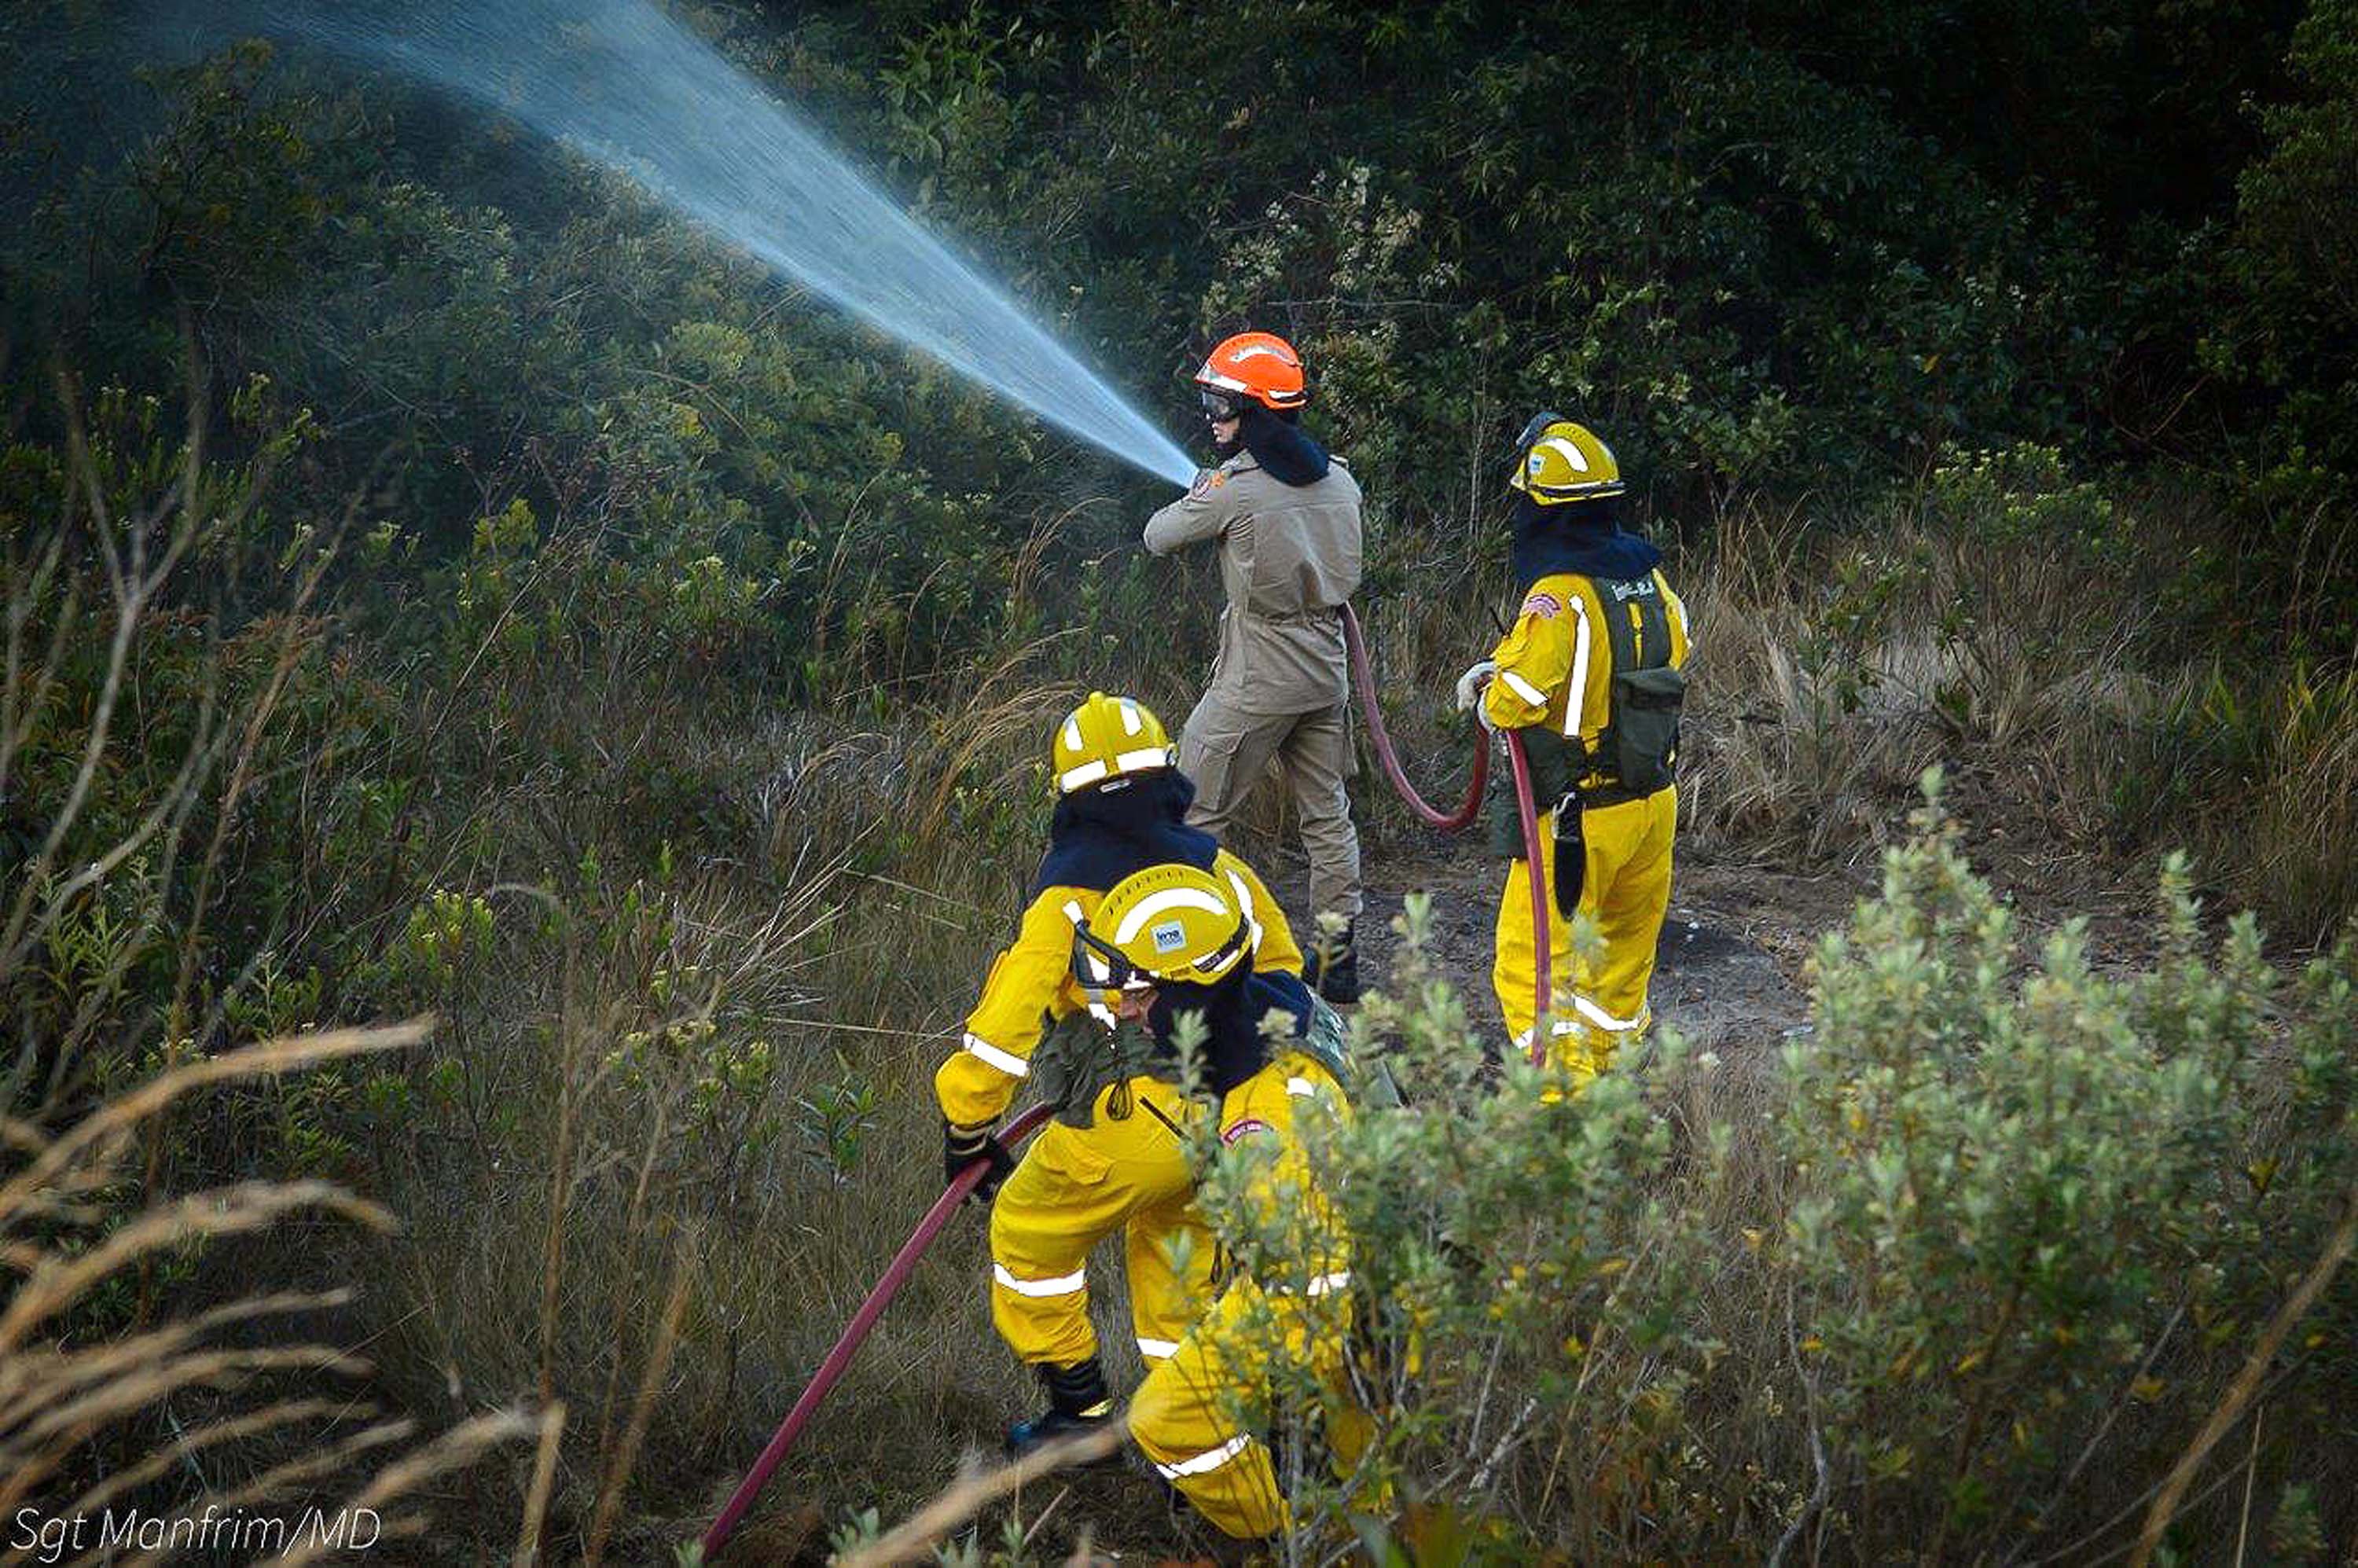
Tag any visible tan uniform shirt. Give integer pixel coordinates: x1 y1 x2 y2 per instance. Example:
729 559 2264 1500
1144 453 1364 716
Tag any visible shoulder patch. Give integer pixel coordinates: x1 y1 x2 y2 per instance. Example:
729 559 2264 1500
1187 468 1226 501
1520 590 1563 620
1221 1117 1273 1146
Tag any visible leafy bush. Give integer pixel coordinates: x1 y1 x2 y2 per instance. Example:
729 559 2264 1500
1118 789 2358 1564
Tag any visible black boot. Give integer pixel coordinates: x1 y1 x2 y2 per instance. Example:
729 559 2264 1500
1304 920 1361 1004
1006 1357 1118 1464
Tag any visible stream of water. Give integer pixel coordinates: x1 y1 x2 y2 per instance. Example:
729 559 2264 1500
233 0 1198 486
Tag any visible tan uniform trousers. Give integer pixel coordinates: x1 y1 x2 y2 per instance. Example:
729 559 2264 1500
1179 694 1362 926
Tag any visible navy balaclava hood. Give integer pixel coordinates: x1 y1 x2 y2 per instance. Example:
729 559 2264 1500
1149 962 1267 1096
1236 404 1331 487
1034 769 1218 895
1508 494 1662 590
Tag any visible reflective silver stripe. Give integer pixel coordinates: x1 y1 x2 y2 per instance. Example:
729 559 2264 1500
1285 1077 1318 1098
1152 1433 1251 1479
1113 886 1227 942
1226 870 1265 953
1570 993 1646 1034
1115 745 1171 773
1136 1336 1180 1360
1665 583 1692 652
964 1034 1030 1077
1564 599 1592 739
1498 669 1548 707
1535 435 1592 474
993 1263 1086 1298
1118 700 1143 735
1059 758 1109 791
1198 367 1250 395
1511 1019 1585 1051
1304 1271 1351 1297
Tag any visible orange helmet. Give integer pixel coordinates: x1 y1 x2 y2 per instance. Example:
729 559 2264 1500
1193 331 1307 413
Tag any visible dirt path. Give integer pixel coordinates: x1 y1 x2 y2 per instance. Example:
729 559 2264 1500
1269 835 1859 1059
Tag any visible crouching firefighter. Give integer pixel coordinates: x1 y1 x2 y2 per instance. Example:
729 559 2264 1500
1455 416 1692 1079
1087 864 1364 1543
935 692 1307 1456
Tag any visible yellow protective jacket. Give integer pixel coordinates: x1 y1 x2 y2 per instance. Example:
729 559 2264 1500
1481 568 1693 758
935 849 1304 1129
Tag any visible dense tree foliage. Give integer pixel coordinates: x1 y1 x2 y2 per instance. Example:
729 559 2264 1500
5 0 2354 630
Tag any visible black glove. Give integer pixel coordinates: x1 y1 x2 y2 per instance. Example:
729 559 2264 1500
943 1121 1015 1203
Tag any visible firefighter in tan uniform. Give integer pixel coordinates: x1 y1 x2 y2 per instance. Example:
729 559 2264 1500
1144 331 1367 1003
936 692 1309 1455
1456 417 1692 1079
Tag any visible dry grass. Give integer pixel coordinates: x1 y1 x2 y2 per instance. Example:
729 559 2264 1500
0 1023 542 1554
1674 499 2356 944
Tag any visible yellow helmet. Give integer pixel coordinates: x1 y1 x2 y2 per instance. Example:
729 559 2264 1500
1074 863 1256 993
1508 413 1625 505
1052 692 1176 795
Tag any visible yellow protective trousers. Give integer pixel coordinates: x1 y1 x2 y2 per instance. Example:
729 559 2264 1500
987 1075 1210 1372
1493 788 1677 1082
1128 1057 1359 1540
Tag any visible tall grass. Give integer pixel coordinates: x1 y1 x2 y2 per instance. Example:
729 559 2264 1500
1676 458 2357 946
11 367 2351 1561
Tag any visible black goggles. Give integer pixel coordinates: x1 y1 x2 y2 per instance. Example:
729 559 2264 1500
1072 918 1249 993
1514 409 1568 462
1199 388 1247 421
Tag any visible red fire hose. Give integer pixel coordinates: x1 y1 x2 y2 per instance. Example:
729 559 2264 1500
1339 603 1488 830
1503 727 1552 1067
1338 603 1552 1066
706 606 1554 1555
701 1100 1056 1559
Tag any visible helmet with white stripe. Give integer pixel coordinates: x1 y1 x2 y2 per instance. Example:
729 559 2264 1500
1078 863 1255 991
1508 413 1625 505
1051 691 1177 795
1194 330 1307 414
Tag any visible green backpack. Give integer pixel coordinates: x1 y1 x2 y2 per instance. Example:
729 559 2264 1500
1590 573 1685 797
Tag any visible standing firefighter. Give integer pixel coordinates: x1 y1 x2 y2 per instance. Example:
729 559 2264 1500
1145 331 1367 1003
1085 864 1361 1544
1456 416 1692 1077
935 692 1306 1455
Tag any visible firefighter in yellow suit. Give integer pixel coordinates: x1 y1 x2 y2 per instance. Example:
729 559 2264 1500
1073 863 1359 1542
1456 416 1692 1079
936 693 1304 1455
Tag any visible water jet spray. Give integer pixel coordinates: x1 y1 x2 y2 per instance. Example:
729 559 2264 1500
201 0 1199 487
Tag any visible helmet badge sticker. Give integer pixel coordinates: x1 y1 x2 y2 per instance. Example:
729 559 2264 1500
1151 920 1188 954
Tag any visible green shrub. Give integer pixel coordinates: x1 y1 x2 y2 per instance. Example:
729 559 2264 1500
1145 784 2358 1564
